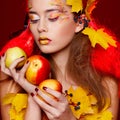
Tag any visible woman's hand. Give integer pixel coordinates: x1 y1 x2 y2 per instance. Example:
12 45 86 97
32 87 76 120
1 54 42 120
1 54 36 93
1 54 12 76
1 55 76 120
25 95 42 120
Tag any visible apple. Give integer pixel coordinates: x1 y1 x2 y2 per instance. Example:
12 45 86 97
25 55 51 85
5 47 27 68
38 79 62 101
39 79 62 92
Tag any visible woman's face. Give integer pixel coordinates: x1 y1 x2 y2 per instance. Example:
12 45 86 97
28 0 82 54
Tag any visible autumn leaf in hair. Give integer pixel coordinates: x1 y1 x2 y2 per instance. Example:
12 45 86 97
85 0 98 19
66 0 83 13
82 27 116 49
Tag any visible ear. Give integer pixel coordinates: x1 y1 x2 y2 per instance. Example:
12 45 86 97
75 22 84 33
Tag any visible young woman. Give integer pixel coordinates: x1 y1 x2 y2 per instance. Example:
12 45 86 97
0 0 119 120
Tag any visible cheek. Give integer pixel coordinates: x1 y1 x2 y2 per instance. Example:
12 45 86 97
55 22 76 40
29 24 38 39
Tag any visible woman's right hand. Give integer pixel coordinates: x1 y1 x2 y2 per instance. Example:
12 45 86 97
1 54 43 120
1 54 37 94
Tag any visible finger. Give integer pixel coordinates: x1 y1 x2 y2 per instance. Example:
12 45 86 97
20 81 36 94
9 57 26 77
1 54 11 76
17 60 37 93
42 87 66 101
36 89 59 107
9 57 25 79
9 56 25 70
33 94 56 114
19 60 30 78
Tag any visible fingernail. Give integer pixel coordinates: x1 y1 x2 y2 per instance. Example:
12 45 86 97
26 60 29 64
35 88 39 92
2 53 5 57
43 86 47 91
30 93 34 97
20 56 25 58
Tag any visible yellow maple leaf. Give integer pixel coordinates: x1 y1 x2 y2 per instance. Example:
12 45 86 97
12 94 28 112
66 87 94 119
85 110 113 120
82 27 116 49
66 0 83 13
89 94 97 105
10 108 26 120
2 93 16 105
2 93 28 120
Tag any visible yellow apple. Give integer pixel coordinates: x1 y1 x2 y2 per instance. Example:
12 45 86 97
5 47 27 68
38 79 62 101
25 55 51 85
39 79 62 92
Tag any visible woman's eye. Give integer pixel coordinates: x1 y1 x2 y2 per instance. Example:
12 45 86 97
29 14 40 24
48 12 60 22
30 19 39 24
48 16 59 22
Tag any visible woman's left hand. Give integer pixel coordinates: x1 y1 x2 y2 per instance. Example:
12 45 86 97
32 87 76 120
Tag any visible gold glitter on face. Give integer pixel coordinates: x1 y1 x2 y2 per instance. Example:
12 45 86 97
47 0 72 23
28 0 32 9
49 12 61 19
50 0 65 6
28 0 78 54
28 1 71 25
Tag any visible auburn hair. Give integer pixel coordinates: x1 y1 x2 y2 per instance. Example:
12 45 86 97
45 32 108 111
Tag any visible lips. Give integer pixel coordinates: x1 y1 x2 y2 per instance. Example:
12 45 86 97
39 37 51 45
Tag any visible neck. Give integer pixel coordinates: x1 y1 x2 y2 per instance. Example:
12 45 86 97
50 45 77 90
51 45 70 74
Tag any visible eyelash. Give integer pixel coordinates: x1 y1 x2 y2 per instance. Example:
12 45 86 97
29 19 39 24
29 13 60 24
29 17 59 24
48 16 59 22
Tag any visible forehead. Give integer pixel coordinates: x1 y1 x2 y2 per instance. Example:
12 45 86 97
28 0 66 10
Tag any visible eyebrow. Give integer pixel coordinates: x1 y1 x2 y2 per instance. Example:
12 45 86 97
28 8 61 14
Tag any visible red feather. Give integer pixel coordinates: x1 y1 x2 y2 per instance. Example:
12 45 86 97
0 28 34 57
91 41 120 97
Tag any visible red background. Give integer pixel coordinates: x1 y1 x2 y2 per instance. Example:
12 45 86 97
0 0 120 119
0 0 26 49
0 0 120 49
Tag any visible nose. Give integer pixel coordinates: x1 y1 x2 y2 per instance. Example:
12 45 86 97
37 18 48 33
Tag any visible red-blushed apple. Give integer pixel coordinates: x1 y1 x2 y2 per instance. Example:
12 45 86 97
5 47 27 68
25 55 51 85
39 79 62 92
38 79 62 101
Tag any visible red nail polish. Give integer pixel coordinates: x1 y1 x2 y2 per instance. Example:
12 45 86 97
26 60 29 64
2 53 5 57
31 93 34 97
20 56 25 58
43 87 47 90
35 88 39 92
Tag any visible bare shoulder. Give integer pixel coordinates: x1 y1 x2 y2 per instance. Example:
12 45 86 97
0 69 9 81
0 73 23 120
102 76 119 120
102 76 118 93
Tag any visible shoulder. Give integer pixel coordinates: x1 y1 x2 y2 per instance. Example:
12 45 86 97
102 76 118 94
102 76 119 120
101 76 119 100
0 70 9 81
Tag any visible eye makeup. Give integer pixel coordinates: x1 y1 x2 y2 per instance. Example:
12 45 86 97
28 13 40 24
